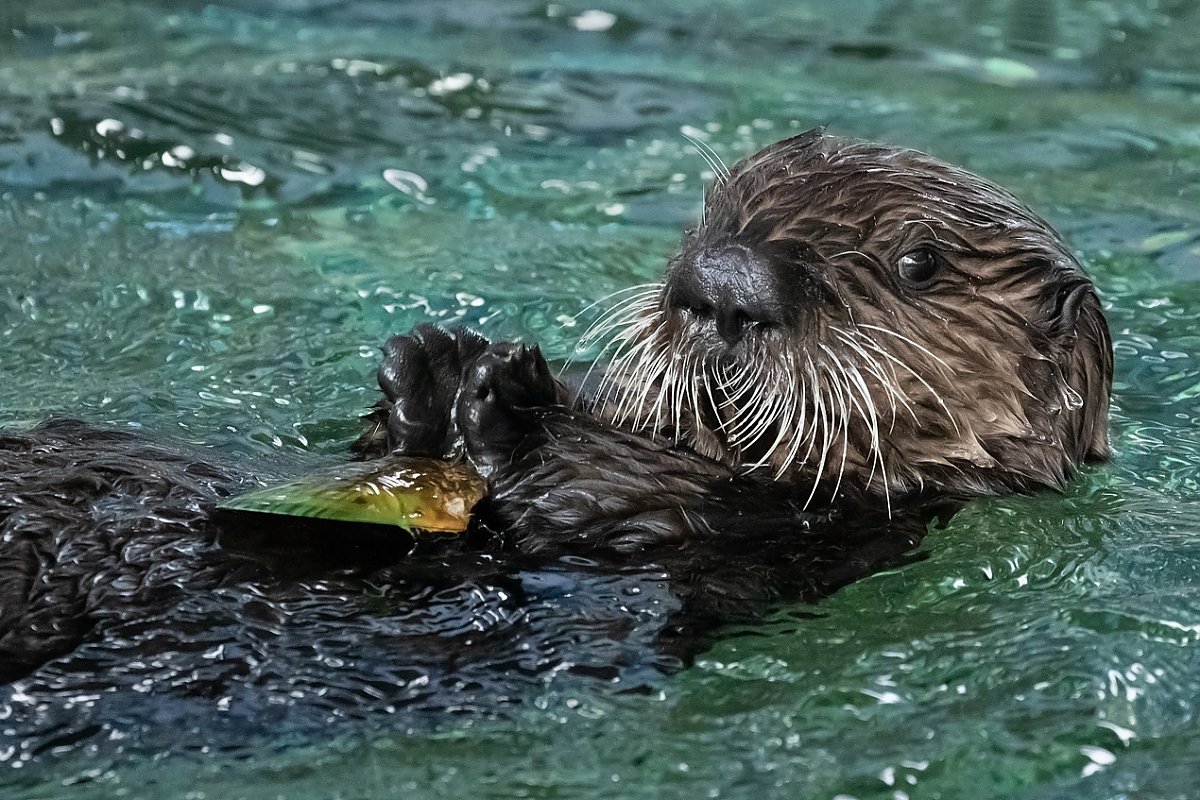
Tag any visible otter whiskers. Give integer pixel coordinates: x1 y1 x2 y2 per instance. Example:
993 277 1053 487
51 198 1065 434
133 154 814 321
682 132 731 186
831 328 915 426
572 283 662 405
576 283 664 417
579 287 971 515
855 324 958 433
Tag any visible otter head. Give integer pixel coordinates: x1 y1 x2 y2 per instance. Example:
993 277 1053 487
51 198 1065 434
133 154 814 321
587 130 1112 505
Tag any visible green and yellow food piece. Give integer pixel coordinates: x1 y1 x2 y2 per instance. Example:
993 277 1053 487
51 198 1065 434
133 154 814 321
218 457 487 533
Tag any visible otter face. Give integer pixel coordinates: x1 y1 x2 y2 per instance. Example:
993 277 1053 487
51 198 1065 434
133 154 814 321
586 131 1112 505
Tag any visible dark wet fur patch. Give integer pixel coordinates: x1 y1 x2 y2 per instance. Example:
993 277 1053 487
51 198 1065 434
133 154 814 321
0 419 928 768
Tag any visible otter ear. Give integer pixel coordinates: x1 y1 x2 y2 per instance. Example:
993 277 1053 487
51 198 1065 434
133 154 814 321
1052 282 1113 463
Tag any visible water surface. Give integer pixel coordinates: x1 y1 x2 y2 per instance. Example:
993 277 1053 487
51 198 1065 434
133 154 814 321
3 1 1200 797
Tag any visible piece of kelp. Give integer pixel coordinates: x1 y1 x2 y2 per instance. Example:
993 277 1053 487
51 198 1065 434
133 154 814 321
218 457 487 533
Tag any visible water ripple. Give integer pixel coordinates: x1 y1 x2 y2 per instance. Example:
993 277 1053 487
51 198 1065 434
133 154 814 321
0 59 720 207
3 1 1200 798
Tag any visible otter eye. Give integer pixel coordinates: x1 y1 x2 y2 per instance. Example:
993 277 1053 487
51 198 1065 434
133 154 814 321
898 247 939 285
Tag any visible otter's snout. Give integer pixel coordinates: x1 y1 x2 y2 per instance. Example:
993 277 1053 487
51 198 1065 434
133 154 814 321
666 244 786 346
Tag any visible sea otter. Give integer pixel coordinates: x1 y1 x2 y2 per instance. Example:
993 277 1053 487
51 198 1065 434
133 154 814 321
0 131 1112 764
358 130 1112 546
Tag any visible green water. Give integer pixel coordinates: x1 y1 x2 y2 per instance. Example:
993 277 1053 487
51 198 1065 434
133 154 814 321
3 1 1200 797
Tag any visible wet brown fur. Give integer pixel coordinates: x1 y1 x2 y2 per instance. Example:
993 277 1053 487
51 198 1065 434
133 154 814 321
595 131 1112 503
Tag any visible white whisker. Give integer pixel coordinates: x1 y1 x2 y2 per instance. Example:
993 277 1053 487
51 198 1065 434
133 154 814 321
858 323 956 377
846 327 957 433
682 132 730 184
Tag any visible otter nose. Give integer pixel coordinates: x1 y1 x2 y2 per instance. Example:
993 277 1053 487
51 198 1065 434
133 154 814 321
666 245 784 346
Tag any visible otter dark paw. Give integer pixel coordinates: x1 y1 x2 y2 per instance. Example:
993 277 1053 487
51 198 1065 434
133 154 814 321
373 324 490 457
456 342 560 471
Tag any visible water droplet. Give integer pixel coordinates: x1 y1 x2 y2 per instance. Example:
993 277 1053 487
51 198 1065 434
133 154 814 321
571 10 617 32
382 169 429 195
95 118 124 136
218 163 266 187
428 72 473 95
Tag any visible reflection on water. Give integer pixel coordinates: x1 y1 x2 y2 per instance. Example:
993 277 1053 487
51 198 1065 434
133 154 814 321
2 0 1200 797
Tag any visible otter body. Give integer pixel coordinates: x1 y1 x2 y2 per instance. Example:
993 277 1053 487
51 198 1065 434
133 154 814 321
0 132 1111 763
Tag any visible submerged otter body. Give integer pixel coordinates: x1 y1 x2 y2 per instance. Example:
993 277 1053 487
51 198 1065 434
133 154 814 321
0 419 924 764
0 132 1111 764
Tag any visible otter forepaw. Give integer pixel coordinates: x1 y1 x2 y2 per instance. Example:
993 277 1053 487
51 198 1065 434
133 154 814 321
456 342 559 471
375 324 490 457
